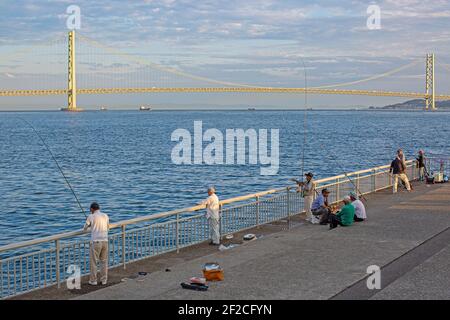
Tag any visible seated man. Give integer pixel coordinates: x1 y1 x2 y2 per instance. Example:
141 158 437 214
329 196 355 230
311 188 331 225
349 192 366 222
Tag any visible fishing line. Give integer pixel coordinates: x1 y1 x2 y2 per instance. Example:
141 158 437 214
346 115 422 184
318 143 369 203
19 118 87 218
321 111 419 202
300 58 308 181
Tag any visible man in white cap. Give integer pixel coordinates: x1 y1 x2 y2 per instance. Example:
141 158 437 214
349 192 366 222
83 202 110 286
293 172 316 224
200 187 221 245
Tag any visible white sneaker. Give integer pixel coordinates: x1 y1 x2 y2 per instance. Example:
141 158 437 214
101 281 107 285
311 217 320 224
88 281 97 286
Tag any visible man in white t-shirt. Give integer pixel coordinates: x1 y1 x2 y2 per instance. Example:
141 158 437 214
200 187 220 245
349 192 367 222
83 202 110 285
293 172 317 224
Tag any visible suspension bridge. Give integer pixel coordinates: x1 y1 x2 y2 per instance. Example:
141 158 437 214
0 31 448 111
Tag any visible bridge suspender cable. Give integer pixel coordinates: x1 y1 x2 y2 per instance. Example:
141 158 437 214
77 33 261 89
76 33 422 91
311 59 421 89
0 33 66 64
438 61 450 74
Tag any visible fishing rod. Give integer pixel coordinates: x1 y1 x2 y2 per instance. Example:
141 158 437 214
300 58 308 181
319 145 369 203
321 116 419 200
19 118 87 218
290 57 309 191
291 57 362 203
345 119 423 188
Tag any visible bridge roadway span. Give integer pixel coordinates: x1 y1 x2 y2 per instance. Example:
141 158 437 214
2 87 450 100
16 182 450 300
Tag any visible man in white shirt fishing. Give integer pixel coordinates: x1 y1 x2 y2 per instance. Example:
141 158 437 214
292 172 316 224
83 202 110 286
200 187 221 245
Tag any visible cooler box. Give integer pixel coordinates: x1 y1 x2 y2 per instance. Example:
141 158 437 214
202 269 224 281
434 173 444 183
202 262 224 281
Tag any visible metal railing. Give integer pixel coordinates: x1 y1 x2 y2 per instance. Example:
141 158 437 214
0 160 420 299
426 156 450 179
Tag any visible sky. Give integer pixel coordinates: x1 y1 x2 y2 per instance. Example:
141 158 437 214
1 0 450 109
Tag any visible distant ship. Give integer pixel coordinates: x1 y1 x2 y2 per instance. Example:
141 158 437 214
248 107 256 111
139 105 152 111
100 106 108 111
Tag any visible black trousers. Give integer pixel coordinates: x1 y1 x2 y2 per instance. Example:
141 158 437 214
354 216 365 222
329 215 344 228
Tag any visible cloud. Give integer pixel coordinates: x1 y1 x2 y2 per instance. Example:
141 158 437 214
1 0 450 101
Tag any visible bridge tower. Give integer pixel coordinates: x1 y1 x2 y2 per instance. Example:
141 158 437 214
425 53 435 110
66 30 79 111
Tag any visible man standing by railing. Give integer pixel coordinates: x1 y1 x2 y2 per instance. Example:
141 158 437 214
390 154 411 193
200 187 220 246
83 202 110 286
416 150 426 181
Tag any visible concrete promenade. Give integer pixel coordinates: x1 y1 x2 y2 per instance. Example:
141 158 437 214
17 182 450 300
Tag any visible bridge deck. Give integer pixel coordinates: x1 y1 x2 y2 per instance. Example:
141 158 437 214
14 182 450 300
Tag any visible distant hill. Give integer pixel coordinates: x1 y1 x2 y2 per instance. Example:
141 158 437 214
371 99 450 110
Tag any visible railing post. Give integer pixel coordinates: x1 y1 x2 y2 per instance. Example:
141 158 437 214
389 168 392 188
0 260 2 298
121 225 126 270
176 213 180 253
286 187 291 229
219 204 223 242
255 196 260 228
55 240 60 289
372 169 376 192
356 173 360 195
336 177 340 202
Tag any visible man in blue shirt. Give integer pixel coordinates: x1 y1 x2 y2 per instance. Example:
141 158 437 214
311 188 331 225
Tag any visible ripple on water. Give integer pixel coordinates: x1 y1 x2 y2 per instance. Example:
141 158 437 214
0 110 449 245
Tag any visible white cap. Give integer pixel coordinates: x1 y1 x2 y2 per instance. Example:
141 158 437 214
343 196 351 202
